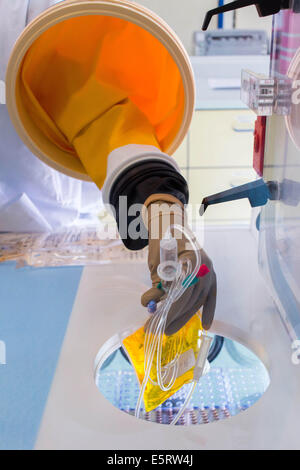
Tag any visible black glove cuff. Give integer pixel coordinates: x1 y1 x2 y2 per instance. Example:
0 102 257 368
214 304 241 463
109 160 189 251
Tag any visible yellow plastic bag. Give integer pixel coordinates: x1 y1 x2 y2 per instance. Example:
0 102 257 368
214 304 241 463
123 314 203 412
19 15 185 189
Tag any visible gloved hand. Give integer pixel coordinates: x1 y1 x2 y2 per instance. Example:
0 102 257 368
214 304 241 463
141 195 217 336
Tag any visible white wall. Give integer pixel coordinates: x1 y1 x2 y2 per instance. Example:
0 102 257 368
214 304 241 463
235 5 273 37
135 0 218 54
135 1 273 54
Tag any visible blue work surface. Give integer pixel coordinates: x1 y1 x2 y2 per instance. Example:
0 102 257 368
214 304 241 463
0 263 83 450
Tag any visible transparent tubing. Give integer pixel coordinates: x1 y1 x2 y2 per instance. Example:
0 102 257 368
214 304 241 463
135 223 202 420
170 333 213 425
170 381 197 426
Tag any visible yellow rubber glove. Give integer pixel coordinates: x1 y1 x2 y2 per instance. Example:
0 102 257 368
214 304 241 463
20 15 184 189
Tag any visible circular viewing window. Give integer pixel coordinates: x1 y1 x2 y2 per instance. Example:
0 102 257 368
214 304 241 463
95 334 270 426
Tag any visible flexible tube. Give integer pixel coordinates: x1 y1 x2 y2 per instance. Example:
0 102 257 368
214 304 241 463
170 334 213 426
170 381 197 426
135 223 202 420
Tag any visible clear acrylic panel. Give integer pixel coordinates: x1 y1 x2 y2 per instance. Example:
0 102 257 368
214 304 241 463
259 7 300 340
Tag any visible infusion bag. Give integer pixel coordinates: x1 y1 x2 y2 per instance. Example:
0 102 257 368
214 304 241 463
123 314 208 412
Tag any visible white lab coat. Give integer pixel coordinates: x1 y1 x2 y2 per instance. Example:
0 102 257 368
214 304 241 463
0 0 102 232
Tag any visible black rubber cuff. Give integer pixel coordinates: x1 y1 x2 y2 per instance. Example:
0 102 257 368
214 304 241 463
109 160 189 250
